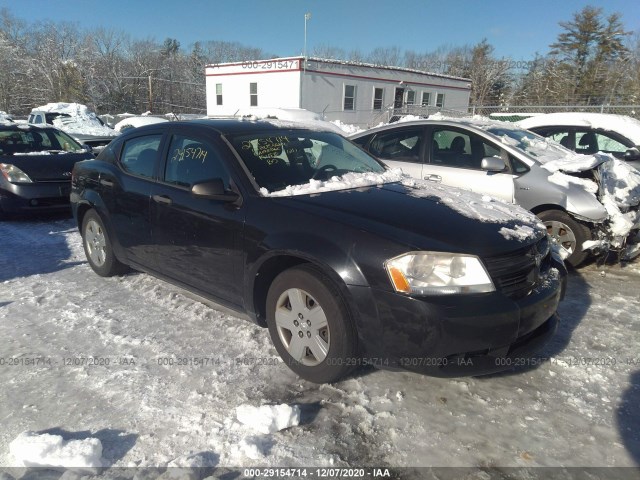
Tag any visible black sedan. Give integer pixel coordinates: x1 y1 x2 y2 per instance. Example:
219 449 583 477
0 124 93 216
70 119 566 383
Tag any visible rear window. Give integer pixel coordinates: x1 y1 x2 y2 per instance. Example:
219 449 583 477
0 128 84 156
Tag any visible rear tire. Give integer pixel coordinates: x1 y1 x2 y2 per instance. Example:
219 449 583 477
537 210 591 267
81 209 128 276
266 264 358 384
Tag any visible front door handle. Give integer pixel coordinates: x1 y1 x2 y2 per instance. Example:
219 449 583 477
100 178 114 187
152 195 172 205
424 174 442 183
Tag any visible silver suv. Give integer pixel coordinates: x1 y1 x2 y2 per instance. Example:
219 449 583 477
351 118 640 266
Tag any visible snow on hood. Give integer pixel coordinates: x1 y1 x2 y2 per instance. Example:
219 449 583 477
114 116 169 132
262 169 404 197
263 168 544 242
401 177 545 240
518 113 640 146
33 102 117 137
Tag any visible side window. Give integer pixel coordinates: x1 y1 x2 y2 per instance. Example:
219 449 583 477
369 128 424 163
540 129 572 149
164 135 229 189
594 132 629 153
431 129 504 170
431 129 472 168
120 135 162 178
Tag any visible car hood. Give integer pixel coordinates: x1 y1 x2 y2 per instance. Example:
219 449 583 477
0 151 91 181
274 180 546 258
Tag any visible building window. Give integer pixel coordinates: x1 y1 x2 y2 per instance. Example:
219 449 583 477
216 84 223 106
406 90 415 105
250 83 258 107
436 93 445 108
421 92 431 106
344 85 356 111
373 88 384 110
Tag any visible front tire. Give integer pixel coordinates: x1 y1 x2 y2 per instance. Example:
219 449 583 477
81 209 128 276
266 264 358 384
537 210 591 267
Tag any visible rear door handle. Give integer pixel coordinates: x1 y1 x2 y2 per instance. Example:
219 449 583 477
100 179 114 187
152 195 172 205
424 174 442 182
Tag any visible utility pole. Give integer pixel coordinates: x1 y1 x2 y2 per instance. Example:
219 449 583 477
303 12 311 73
148 75 153 113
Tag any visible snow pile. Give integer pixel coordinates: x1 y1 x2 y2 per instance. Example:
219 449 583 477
548 171 599 195
237 437 270 460
499 224 537 241
0 111 13 124
9 431 103 471
598 158 640 208
263 169 404 197
402 177 545 235
331 120 364 135
396 115 425 123
235 404 301 434
114 116 169 132
33 103 116 137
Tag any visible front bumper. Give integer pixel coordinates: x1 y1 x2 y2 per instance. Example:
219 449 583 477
0 181 71 214
348 262 566 377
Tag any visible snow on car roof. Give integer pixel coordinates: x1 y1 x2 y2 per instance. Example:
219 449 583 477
31 102 117 137
114 116 169 132
213 108 347 135
517 112 640 146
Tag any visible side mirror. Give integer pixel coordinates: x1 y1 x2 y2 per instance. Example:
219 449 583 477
624 148 640 161
480 156 506 172
191 178 240 202
82 144 93 153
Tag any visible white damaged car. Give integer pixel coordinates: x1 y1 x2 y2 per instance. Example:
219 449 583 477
351 118 640 266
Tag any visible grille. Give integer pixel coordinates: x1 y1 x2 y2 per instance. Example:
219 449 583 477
483 237 550 299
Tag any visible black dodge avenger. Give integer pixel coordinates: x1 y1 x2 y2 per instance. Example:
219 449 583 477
71 119 567 383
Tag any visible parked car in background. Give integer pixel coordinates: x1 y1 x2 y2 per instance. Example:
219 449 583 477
517 113 640 168
0 112 14 124
71 119 566 383
0 124 94 216
28 103 118 153
351 119 640 266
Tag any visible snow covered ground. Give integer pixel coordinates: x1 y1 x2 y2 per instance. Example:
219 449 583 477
1 216 639 476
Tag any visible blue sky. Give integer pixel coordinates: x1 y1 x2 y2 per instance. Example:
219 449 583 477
1 0 638 60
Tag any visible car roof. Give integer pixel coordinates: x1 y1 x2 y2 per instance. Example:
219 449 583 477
349 118 510 138
0 124 62 133
126 118 338 136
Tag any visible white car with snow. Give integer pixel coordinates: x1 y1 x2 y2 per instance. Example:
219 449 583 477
28 103 118 153
517 112 640 169
351 118 640 266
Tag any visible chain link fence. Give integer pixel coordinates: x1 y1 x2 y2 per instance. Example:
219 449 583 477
472 105 640 122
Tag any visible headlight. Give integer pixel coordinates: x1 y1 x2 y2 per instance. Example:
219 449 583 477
385 252 495 295
0 163 33 183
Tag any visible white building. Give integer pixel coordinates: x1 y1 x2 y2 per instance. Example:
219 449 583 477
205 57 471 127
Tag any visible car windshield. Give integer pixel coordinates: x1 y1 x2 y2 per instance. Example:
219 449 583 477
0 128 84 156
228 130 387 194
486 126 569 161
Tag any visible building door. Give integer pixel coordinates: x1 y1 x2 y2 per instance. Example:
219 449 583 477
394 88 405 108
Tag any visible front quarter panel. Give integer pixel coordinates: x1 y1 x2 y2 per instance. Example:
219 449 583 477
514 164 607 222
